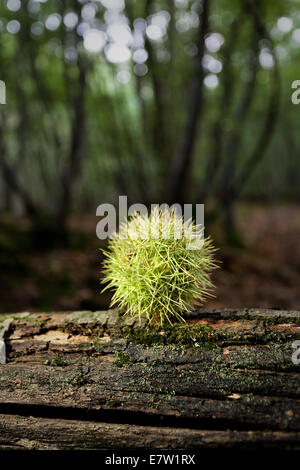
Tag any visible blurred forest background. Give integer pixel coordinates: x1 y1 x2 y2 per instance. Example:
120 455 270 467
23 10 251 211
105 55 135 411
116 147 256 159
0 0 299 313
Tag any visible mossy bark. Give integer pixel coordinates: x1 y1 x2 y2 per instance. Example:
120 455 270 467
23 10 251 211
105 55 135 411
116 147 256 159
0 309 300 450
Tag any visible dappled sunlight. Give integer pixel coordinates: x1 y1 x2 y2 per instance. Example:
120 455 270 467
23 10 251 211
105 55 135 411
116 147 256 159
0 0 299 315
83 28 106 53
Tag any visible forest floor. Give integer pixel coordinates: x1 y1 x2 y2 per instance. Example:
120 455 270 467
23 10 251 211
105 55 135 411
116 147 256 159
0 202 299 313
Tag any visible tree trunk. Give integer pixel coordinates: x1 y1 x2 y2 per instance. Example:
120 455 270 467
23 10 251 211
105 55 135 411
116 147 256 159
169 0 210 204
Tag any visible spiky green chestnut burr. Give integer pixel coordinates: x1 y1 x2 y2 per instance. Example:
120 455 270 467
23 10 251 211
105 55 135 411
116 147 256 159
101 208 217 324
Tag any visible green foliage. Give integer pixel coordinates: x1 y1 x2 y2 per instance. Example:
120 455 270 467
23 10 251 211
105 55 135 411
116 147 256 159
113 352 132 368
0 0 298 219
101 209 217 324
124 323 219 349
72 365 88 386
50 356 68 367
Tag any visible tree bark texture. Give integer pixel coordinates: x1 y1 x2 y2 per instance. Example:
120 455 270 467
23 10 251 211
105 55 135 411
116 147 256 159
0 309 300 450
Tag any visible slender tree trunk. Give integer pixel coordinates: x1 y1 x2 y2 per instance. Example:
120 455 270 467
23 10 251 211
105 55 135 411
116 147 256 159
56 60 87 229
198 18 241 202
218 32 259 240
235 0 281 195
217 0 280 241
0 112 37 218
143 0 169 183
169 0 210 205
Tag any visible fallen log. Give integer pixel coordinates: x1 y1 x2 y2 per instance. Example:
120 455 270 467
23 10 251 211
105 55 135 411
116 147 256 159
0 309 300 450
